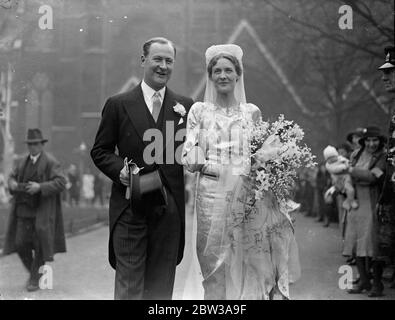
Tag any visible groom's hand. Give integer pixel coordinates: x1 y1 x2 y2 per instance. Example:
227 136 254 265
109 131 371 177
119 165 129 186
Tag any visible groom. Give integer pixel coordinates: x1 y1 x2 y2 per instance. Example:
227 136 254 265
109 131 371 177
91 37 193 300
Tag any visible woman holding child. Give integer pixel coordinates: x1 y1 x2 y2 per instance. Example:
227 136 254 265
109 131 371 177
343 126 387 297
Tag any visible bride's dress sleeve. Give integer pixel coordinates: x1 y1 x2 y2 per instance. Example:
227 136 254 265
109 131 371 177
181 102 206 173
247 103 262 124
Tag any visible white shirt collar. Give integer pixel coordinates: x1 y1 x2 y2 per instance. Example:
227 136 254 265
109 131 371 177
30 153 41 164
141 80 166 101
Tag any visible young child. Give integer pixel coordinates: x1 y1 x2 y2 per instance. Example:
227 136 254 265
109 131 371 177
323 145 358 211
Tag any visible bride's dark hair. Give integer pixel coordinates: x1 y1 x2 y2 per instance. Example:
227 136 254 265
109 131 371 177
207 53 242 78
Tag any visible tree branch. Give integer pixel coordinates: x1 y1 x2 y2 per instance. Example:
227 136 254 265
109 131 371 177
262 0 385 58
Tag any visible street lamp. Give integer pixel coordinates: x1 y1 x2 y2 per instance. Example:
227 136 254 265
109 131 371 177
78 141 87 203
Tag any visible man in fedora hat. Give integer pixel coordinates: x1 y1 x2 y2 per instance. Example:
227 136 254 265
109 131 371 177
3 128 67 292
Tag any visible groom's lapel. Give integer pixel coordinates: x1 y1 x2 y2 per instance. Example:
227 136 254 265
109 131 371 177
160 88 178 135
121 85 180 161
122 84 151 145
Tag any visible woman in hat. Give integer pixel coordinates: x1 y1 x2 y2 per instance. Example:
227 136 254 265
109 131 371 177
181 44 300 300
346 127 365 152
343 126 387 297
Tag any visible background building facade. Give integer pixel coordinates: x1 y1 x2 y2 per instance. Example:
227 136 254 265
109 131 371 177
0 0 391 174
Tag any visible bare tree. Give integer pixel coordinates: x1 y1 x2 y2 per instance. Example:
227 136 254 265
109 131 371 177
248 0 392 149
262 0 393 58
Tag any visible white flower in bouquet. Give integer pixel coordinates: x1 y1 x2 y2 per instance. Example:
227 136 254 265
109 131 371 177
256 170 270 190
255 134 282 163
281 143 298 159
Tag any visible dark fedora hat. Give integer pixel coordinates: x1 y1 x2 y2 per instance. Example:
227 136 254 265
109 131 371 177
358 126 387 146
25 128 48 144
346 127 366 144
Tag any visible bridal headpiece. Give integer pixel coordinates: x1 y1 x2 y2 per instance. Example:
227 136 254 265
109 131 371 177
204 44 246 104
205 44 244 67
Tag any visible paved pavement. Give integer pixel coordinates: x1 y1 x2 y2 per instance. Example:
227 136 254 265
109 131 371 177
1 211 394 300
289 215 395 300
0 223 114 300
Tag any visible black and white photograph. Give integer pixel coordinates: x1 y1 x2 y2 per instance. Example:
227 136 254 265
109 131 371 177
1 0 395 304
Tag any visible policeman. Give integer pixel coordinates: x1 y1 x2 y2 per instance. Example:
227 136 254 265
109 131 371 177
377 46 395 290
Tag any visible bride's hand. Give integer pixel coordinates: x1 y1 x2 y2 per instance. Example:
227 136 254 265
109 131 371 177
201 162 220 178
185 146 206 172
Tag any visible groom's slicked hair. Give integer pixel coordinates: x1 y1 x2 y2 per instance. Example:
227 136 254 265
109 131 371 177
142 37 176 58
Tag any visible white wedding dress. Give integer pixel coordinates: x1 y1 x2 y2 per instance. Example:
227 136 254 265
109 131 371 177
180 101 300 300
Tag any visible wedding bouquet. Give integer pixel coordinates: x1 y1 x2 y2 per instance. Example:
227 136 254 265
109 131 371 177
249 114 316 202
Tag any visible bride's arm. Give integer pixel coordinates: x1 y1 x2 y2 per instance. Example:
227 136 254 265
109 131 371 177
181 102 206 173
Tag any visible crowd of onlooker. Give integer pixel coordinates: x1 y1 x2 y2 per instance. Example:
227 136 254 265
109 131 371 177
62 164 111 208
295 126 395 297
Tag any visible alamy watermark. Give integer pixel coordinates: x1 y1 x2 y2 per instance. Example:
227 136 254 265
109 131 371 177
338 4 353 30
141 121 249 167
38 4 54 30
338 265 353 290
38 264 53 290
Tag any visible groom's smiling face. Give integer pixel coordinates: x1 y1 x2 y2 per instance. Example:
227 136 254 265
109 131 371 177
141 42 175 91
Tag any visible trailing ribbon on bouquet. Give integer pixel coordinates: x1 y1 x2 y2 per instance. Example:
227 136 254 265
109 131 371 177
254 134 282 164
203 166 301 299
202 166 251 299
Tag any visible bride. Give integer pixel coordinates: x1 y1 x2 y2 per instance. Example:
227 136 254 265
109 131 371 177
181 44 300 300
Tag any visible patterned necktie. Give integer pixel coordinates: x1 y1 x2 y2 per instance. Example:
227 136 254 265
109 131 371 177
151 91 162 122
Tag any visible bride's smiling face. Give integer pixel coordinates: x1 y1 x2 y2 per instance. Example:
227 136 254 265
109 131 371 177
210 58 239 95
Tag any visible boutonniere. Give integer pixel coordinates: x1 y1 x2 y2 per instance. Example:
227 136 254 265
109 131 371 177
173 102 186 124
